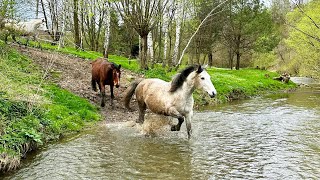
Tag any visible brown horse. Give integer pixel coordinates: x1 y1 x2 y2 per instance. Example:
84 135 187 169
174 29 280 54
91 58 121 107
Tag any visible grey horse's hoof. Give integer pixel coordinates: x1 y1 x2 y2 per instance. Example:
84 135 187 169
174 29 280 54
171 125 178 131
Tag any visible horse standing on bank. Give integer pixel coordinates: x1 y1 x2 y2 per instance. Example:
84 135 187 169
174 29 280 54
3 18 47 45
123 65 217 138
91 58 121 107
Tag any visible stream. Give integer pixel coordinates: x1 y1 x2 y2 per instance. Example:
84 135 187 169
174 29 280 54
3 78 320 179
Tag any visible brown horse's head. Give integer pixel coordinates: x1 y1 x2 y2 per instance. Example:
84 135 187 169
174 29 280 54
112 64 121 88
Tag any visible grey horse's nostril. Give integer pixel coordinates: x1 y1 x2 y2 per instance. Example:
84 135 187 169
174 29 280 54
210 92 216 98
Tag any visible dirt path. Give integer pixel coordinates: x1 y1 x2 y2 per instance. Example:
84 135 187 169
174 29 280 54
16 46 140 123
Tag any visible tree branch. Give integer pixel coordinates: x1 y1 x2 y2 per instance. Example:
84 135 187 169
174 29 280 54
287 23 320 43
176 0 229 66
292 0 320 29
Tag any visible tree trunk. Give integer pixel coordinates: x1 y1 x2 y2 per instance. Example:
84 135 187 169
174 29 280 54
49 0 59 43
80 0 84 49
147 32 154 64
58 0 66 49
103 2 110 58
168 32 173 67
196 40 200 64
229 47 233 69
172 0 183 66
36 0 39 18
235 35 241 70
202 54 207 65
141 34 149 70
158 0 163 65
158 15 163 66
236 52 240 70
40 0 49 30
163 12 169 67
73 0 80 49
208 52 213 67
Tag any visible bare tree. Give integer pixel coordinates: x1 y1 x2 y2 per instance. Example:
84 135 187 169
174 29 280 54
73 0 80 49
103 1 111 57
114 0 168 69
172 0 184 66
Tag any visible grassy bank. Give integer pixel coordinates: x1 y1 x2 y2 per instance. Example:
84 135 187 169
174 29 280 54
27 41 296 105
0 41 100 172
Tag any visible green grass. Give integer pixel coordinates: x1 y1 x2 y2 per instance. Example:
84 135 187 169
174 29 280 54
209 68 296 103
0 41 100 172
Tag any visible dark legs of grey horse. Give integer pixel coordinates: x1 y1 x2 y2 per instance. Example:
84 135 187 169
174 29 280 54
171 117 184 131
185 113 192 139
137 101 146 124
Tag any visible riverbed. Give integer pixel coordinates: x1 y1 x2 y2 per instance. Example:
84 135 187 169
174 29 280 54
3 79 320 179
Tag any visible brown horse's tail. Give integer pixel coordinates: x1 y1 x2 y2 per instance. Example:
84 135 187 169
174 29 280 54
123 79 143 110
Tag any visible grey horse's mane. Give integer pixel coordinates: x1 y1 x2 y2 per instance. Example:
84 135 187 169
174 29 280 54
169 65 199 92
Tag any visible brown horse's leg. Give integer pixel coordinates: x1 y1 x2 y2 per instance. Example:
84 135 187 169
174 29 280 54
100 83 106 107
137 101 146 124
171 117 185 131
91 79 98 92
110 85 114 107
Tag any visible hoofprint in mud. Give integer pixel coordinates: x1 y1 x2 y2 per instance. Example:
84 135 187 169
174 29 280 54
16 46 174 135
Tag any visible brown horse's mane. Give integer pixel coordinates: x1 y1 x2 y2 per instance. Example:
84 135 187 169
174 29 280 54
169 65 198 92
111 62 121 70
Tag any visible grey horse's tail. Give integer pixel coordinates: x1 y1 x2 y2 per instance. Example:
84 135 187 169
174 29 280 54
123 79 143 110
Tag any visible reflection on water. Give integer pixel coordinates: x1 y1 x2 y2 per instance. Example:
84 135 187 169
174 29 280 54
2 85 320 179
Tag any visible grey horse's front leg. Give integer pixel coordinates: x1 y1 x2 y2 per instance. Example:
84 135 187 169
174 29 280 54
185 112 193 139
171 117 184 131
168 107 185 131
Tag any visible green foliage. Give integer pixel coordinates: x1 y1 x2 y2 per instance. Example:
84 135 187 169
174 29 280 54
253 51 278 69
222 0 280 69
0 42 100 172
282 1 320 78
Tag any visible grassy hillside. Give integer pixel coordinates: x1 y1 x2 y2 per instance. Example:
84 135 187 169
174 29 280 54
0 41 100 172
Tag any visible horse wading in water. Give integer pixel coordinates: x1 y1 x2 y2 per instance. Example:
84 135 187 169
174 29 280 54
124 65 217 138
91 58 121 107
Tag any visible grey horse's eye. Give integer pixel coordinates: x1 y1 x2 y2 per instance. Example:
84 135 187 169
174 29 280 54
201 77 205 80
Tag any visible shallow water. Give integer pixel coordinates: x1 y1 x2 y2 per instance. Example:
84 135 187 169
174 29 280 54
2 81 320 179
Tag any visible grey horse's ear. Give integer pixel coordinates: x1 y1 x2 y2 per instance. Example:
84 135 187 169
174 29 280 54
203 64 208 69
196 65 203 73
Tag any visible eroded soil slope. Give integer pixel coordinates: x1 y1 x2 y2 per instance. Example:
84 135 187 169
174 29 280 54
16 46 140 123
